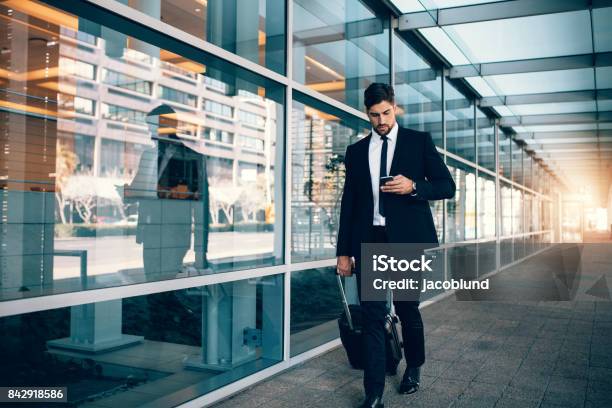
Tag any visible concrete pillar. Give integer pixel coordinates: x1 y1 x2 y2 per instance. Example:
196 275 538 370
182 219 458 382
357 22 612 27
47 300 143 353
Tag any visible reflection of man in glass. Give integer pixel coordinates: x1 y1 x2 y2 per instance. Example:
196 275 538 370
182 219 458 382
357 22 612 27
126 105 209 280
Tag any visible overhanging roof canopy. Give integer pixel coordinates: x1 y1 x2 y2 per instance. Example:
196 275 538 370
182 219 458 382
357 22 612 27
391 0 612 202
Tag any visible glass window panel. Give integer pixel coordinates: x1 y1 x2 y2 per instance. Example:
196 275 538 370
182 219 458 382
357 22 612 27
422 0 508 8
501 181 512 237
443 11 592 63
477 173 496 239
0 1 285 300
596 67 612 89
391 0 426 13
523 123 602 133
291 267 344 356
446 158 477 242
124 0 285 74
523 153 532 190
525 192 533 232
494 105 514 117
593 7 612 53
394 33 444 147
431 200 444 243
59 57 96 80
465 76 496 97
499 131 512 180
511 141 523 184
103 69 153 95
293 0 389 110
445 79 475 161
291 93 370 262
598 99 612 112
476 109 495 171
484 68 595 95
419 27 470 65
512 188 524 234
504 101 597 116
477 240 497 276
0 274 284 406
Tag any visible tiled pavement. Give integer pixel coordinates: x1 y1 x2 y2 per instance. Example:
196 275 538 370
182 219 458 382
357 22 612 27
212 246 612 408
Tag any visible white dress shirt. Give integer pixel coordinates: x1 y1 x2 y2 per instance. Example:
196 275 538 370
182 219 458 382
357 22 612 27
369 122 399 226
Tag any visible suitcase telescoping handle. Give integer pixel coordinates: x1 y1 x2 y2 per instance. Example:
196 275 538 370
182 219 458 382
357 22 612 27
336 274 354 331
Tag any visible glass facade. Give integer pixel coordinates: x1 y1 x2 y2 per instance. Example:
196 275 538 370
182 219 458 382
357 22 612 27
0 274 284 407
393 32 444 147
0 3 285 300
445 79 475 162
124 0 286 74
291 93 369 262
293 0 390 110
0 1 558 406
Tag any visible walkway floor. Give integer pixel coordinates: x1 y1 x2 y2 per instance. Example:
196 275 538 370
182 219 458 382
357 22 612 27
213 241 612 408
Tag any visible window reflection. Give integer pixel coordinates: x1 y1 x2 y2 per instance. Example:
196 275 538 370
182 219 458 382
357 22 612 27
446 159 476 242
291 93 369 262
293 0 390 110
523 153 533 190
501 182 513 237
476 109 495 172
512 188 524 234
0 1 284 300
512 141 523 184
124 0 286 74
445 79 475 162
394 32 443 147
0 274 284 406
499 131 512 180
291 267 343 356
477 173 496 239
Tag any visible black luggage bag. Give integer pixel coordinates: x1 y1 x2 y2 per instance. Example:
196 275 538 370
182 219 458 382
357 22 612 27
336 275 403 374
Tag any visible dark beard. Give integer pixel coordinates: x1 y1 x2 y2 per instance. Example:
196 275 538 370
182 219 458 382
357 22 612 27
376 125 392 136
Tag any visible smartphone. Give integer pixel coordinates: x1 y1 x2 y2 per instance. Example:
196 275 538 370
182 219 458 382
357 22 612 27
380 176 394 186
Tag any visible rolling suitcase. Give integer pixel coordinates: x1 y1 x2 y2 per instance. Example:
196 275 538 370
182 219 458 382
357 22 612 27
337 275 403 374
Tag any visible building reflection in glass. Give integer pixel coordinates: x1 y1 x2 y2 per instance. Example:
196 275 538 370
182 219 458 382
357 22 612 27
0 274 284 406
290 93 369 262
0 1 284 300
292 0 390 110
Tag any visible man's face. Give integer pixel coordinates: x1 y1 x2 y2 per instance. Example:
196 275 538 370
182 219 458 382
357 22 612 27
367 100 397 136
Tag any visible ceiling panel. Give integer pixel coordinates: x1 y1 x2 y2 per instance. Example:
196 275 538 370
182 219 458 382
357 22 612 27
391 0 425 13
443 11 592 63
419 27 471 65
498 101 597 116
484 68 595 95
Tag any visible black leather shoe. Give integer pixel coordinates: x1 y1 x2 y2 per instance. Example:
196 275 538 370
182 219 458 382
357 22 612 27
359 394 384 408
398 367 420 394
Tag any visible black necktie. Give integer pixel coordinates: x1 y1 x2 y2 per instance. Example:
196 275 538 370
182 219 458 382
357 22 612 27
379 135 388 217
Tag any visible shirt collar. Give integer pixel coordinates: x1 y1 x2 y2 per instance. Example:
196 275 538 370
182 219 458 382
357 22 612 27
371 122 398 143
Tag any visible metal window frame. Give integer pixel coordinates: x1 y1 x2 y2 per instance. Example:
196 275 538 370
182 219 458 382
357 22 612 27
450 52 612 78
480 89 612 107
398 0 612 30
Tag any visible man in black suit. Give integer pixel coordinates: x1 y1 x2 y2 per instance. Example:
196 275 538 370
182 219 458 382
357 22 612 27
336 83 455 408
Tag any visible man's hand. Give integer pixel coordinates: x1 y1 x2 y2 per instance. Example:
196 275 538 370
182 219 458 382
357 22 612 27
381 174 414 195
337 256 354 276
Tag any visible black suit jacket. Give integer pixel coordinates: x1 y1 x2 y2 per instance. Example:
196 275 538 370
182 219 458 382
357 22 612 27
336 127 456 257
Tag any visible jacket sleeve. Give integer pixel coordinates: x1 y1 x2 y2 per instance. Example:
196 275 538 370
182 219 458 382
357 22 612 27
413 132 456 201
336 145 356 257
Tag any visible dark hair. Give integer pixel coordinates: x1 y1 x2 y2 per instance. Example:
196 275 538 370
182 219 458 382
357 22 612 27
364 83 395 109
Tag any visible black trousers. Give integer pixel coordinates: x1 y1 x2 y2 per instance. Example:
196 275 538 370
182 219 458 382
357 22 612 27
357 226 425 397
